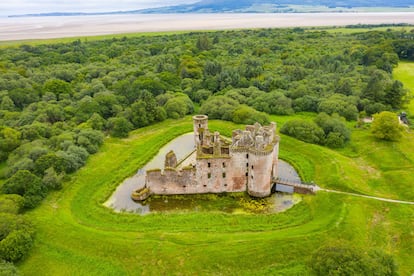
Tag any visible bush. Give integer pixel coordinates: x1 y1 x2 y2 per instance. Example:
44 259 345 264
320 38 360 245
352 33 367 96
0 195 24 214
199 96 240 121
0 213 34 263
371 111 404 141
310 243 398 276
0 229 34 262
0 260 19 276
232 105 269 125
1 170 47 209
280 119 325 145
314 113 350 148
318 96 358 121
107 117 133 138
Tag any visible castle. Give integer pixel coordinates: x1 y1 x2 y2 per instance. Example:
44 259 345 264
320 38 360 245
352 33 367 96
132 115 280 200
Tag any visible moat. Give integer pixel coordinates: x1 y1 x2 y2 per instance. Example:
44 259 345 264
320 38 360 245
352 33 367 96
105 132 303 215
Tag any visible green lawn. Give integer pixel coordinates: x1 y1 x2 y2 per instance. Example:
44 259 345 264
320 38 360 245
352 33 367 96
18 109 414 275
394 61 414 115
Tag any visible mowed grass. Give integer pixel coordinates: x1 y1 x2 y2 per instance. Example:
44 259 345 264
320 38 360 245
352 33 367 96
19 106 414 274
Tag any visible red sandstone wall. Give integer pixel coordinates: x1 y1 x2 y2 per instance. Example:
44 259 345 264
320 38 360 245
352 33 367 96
247 151 272 197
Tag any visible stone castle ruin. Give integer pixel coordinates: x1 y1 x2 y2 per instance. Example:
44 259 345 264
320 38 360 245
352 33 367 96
132 115 280 201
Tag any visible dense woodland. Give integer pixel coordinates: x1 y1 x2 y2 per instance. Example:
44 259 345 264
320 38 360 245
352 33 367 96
0 27 414 271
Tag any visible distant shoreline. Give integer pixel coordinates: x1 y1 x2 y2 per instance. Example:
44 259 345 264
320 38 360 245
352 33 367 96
1 13 414 42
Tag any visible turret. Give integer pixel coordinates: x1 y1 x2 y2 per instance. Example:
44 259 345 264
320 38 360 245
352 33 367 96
193 115 208 146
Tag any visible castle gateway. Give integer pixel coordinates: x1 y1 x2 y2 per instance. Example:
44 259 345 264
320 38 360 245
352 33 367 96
132 115 280 200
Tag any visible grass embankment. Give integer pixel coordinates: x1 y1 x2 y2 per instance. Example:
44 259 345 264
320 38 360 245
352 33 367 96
19 107 414 274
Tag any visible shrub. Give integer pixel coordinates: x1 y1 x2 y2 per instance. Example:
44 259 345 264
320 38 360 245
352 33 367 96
0 229 34 262
0 195 24 214
314 113 350 148
107 117 133 138
0 260 19 276
232 105 269 125
310 243 398 276
1 170 47 209
371 111 404 141
280 120 325 145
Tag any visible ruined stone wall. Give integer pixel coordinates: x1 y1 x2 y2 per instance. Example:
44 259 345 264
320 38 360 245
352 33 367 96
146 168 198 195
196 157 234 193
228 150 249 192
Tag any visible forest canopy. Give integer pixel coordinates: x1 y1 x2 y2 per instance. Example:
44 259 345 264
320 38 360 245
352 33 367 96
0 27 413 211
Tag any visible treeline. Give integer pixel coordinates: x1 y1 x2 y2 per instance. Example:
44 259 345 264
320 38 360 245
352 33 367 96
1 28 413 200
0 27 413 269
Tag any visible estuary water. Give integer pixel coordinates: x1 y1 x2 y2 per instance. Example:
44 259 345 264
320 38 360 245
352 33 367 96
1 13 414 41
104 133 302 215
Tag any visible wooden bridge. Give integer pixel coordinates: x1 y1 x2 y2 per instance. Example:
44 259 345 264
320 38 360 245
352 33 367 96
271 177 319 195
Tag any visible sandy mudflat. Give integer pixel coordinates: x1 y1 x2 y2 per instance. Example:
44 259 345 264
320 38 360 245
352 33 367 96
1 13 414 41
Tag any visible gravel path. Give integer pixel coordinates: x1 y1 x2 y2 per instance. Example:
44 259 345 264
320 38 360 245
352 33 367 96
318 187 414 205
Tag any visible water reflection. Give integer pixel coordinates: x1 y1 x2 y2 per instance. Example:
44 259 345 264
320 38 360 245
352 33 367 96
104 133 302 215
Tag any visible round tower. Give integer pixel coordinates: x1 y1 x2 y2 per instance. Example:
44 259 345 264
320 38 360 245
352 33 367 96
193 115 208 146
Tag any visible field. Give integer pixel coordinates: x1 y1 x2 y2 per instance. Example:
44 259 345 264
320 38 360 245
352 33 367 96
394 61 414 115
19 97 414 274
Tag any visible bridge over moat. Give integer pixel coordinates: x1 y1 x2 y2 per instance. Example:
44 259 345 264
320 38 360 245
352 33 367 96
271 177 319 195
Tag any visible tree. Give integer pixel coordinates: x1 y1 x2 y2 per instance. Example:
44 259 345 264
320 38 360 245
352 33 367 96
310 243 398 276
87 113 106 131
164 94 193 119
0 195 24 214
75 129 104 154
232 105 269 125
371 111 404 141
58 145 89 173
196 35 212 51
0 229 34 262
1 170 47 209
0 260 19 275
43 79 72 100
250 91 294 115
107 117 133 138
0 95 15 111
280 119 325 145
0 127 21 162
314 113 350 148
42 167 63 190
199 96 239 121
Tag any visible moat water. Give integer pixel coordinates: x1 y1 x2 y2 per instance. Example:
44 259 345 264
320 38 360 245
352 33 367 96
104 133 302 215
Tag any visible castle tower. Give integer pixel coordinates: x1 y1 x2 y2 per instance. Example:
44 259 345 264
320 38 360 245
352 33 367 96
247 150 273 197
193 115 208 146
